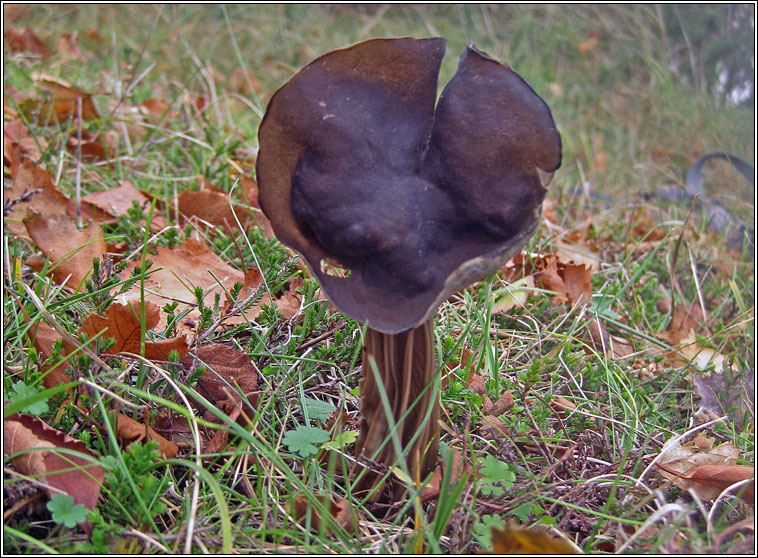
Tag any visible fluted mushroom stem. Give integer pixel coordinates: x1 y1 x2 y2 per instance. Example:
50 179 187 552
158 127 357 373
353 319 439 500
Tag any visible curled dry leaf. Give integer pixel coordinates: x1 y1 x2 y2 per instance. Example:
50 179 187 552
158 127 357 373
27 319 74 390
116 413 178 458
487 390 515 417
24 212 107 290
4 414 105 521
657 435 754 502
537 255 593 306
293 495 358 535
79 300 188 359
66 128 107 163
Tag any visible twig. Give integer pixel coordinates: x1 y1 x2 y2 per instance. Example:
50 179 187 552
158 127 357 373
75 96 82 229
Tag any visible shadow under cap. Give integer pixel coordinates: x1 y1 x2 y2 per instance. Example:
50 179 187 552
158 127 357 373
257 37 561 333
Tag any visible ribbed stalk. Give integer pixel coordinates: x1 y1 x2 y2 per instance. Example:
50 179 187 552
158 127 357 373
353 319 439 500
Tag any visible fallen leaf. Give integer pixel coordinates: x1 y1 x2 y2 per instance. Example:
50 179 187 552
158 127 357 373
4 27 47 57
467 374 486 396
549 395 576 419
275 277 303 320
182 344 259 417
694 367 754 430
587 320 634 360
54 33 89 62
79 300 189 359
563 263 593 306
490 523 582 554
26 319 74 390
480 415 509 441
30 78 100 124
577 36 599 55
5 158 69 238
178 189 242 231
4 119 47 165
538 256 568 305
4 413 105 528
293 495 358 534
657 436 753 501
487 390 515 417
115 413 178 458
420 447 473 502
119 238 245 331
79 180 167 230
24 212 106 290
66 128 107 163
493 276 535 314
442 347 476 389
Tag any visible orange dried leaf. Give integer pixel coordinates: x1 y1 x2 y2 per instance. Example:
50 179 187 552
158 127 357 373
79 300 188 359
293 495 358 534
4 414 105 517
115 413 178 458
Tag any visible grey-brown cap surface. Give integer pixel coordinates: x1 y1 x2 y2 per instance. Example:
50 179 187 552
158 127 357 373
257 37 561 333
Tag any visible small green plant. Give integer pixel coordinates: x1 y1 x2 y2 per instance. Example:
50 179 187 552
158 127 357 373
473 513 506 548
478 454 516 497
100 440 168 526
7 381 49 416
47 494 89 528
283 425 330 458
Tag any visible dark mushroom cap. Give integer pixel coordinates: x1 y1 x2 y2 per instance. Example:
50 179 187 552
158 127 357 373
257 37 561 333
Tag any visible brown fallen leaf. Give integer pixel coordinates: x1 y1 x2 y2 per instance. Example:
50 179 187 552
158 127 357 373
79 300 188 359
24 212 106 290
537 254 594 306
4 27 48 57
442 347 476 389
657 435 753 501
487 390 515 417
178 189 243 230
420 447 472 502
66 128 107 163
479 415 509 441
4 413 105 526
79 180 167 230
181 344 259 418
28 78 100 124
27 319 74 390
5 158 69 238
587 319 634 360
4 118 48 166
120 238 245 331
491 523 582 554
293 495 358 534
115 413 178 458
275 277 303 320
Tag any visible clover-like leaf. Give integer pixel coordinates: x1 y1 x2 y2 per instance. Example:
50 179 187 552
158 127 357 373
303 397 336 422
283 425 330 458
47 493 90 528
8 381 49 415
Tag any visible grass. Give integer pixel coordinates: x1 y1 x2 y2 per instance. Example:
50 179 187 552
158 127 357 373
3 4 754 554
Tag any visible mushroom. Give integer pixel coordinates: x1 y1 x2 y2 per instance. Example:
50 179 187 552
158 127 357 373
256 37 561 498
